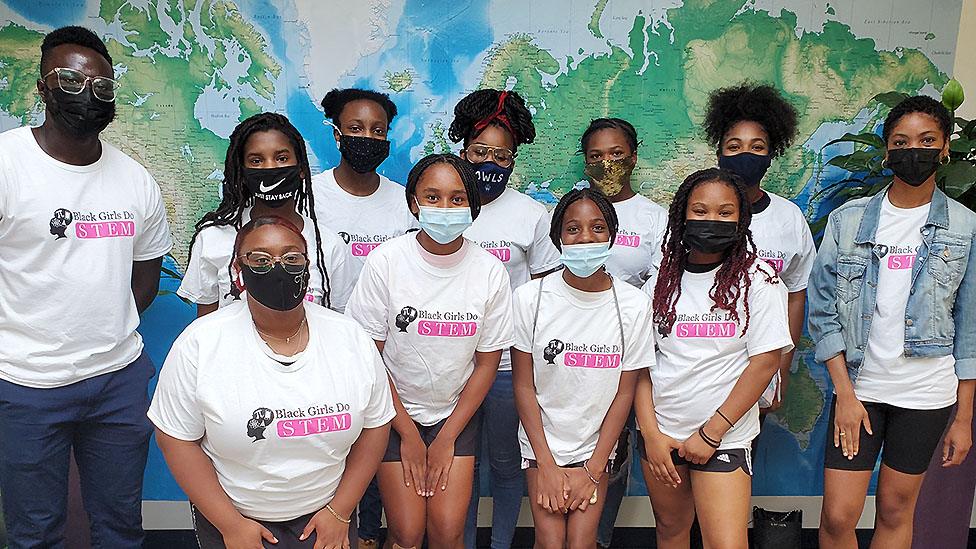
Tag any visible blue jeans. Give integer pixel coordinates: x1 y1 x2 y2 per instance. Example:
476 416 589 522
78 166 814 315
356 476 382 541
597 416 636 547
465 371 524 549
0 353 154 549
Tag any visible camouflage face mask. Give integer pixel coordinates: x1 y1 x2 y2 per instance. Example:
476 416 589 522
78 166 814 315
584 156 636 196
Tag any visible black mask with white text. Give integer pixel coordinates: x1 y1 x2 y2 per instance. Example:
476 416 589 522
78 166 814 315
243 165 303 208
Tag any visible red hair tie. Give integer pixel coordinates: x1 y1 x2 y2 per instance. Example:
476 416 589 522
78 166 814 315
472 90 518 143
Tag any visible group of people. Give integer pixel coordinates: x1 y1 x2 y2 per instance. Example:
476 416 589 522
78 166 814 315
0 25 973 549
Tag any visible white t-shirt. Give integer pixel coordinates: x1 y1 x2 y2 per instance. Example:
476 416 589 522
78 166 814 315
604 194 668 288
0 126 173 388
646 261 792 449
177 207 355 311
464 188 561 370
513 273 655 465
148 301 395 522
855 195 957 409
346 233 515 425
750 191 816 292
311 168 418 307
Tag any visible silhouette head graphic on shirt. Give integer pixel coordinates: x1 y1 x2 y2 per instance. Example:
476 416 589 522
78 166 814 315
50 208 73 240
246 407 275 442
338 231 351 244
544 339 565 365
395 306 419 332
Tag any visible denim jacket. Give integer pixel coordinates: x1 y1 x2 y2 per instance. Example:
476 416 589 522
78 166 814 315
808 186 976 382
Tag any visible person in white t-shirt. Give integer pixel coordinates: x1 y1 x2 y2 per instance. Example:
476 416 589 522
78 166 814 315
179 113 353 315
579 117 668 547
0 27 173 547
702 83 815 415
810 96 975 549
346 154 514 549
448 88 561 548
636 168 792 548
512 188 654 548
151 216 394 549
313 88 418 318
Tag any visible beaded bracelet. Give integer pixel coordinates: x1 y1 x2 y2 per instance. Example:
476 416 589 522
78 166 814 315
582 460 601 485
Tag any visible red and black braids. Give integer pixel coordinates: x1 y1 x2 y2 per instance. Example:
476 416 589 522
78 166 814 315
653 168 774 338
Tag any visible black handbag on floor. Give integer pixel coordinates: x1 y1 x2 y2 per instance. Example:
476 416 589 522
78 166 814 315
751 506 802 549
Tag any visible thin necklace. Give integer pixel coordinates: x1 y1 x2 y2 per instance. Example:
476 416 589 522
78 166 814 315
254 317 307 344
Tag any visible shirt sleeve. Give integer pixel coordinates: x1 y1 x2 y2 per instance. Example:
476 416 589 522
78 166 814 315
527 208 561 275
359 330 396 428
745 266 794 357
622 290 656 371
780 215 817 292
134 172 174 261
512 281 537 354
177 230 220 305
476 264 515 352
649 205 668 271
345 254 390 341
147 330 206 441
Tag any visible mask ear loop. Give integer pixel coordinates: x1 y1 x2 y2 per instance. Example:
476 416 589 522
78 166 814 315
324 120 343 148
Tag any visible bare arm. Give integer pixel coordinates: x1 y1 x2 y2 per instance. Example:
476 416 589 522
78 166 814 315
587 370 639 474
132 257 163 314
943 380 975 466
196 302 219 317
512 348 556 467
774 289 806 405
326 423 391 519
154 431 248 534
703 348 782 440
436 349 499 442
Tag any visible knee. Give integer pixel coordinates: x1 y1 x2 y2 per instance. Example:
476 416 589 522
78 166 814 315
533 526 566 549
426 519 464 548
653 506 694 539
387 522 425 549
876 490 918 529
820 503 859 535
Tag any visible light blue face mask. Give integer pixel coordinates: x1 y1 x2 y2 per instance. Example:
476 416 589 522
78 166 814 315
416 199 474 245
559 241 612 278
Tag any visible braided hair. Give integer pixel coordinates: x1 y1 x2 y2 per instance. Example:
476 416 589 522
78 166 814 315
653 168 774 338
448 89 536 149
580 118 639 154
188 112 332 307
405 153 482 221
703 83 798 159
548 188 619 250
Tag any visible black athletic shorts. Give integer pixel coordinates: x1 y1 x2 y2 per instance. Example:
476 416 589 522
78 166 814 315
823 397 953 475
382 410 481 462
636 434 753 475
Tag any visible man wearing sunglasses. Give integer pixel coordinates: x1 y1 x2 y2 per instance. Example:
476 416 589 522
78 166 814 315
0 26 172 548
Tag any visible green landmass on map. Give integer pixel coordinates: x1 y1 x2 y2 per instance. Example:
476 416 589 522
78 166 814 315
0 0 281 262
775 358 826 445
480 0 945 206
383 69 414 92
588 0 609 38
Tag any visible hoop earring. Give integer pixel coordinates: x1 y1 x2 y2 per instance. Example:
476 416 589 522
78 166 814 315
940 155 950 165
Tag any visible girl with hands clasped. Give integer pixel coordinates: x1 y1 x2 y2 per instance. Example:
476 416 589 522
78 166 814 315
346 154 514 549
809 96 976 549
636 168 792 549
512 188 655 549
150 216 394 549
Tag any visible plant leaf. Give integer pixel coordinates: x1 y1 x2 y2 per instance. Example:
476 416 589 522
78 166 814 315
822 132 885 150
873 91 910 108
937 160 976 198
950 138 976 155
943 78 965 112
962 118 976 140
826 149 885 172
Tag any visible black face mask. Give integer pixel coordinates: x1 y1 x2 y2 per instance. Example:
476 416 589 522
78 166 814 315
339 135 390 174
44 87 115 138
718 152 771 187
684 220 739 254
241 264 308 311
242 165 303 208
887 148 942 187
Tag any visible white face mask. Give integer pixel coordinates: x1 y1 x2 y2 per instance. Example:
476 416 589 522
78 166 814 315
559 241 612 277
415 198 473 245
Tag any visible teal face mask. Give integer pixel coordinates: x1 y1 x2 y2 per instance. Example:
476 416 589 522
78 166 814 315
559 241 612 278
416 200 473 245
